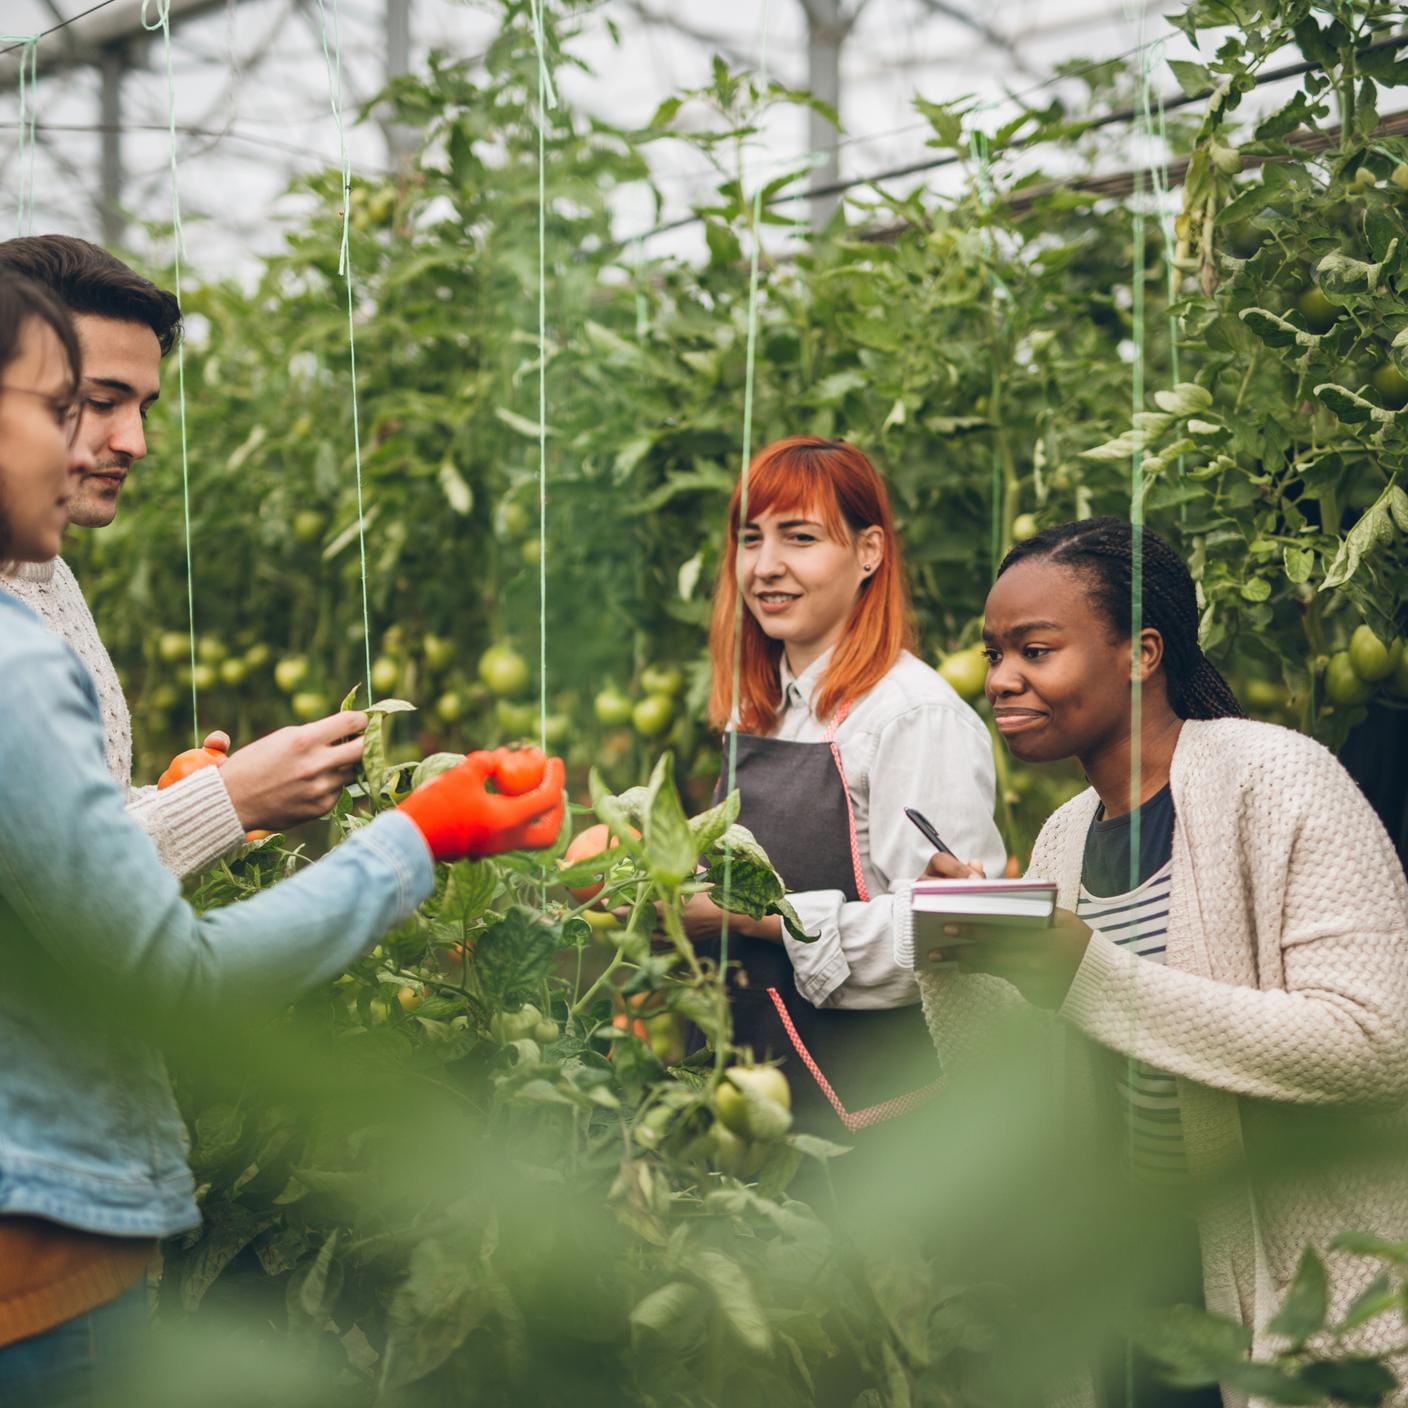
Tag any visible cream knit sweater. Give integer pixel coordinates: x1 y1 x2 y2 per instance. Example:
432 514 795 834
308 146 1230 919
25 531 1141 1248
2 558 245 880
907 718 1408 1407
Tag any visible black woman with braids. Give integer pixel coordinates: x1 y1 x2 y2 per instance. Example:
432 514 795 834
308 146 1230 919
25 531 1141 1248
908 518 1408 1406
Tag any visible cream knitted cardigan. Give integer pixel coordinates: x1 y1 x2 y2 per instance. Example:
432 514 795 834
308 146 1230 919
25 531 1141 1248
909 717 1408 1407
2 558 245 880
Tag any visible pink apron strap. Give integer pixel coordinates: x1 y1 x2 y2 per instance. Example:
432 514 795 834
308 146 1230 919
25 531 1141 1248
765 987 943 1133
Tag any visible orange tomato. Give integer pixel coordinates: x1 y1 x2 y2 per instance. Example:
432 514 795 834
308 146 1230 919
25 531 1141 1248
157 737 268 843
560 822 639 904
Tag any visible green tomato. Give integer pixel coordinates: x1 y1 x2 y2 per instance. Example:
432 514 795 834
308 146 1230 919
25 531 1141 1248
533 1019 560 1043
495 698 538 737
709 1121 750 1176
274 656 308 694
422 633 454 672
190 662 218 693
292 509 325 545
495 500 530 541
218 657 248 688
435 691 466 724
937 647 988 703
147 683 181 713
1241 678 1285 711
243 642 272 670
1012 513 1040 543
1352 165 1378 191
640 664 684 698
714 1067 792 1140
631 693 675 739
1392 164 1408 192
1324 652 1374 707
1389 643 1408 697
1297 288 1338 333
371 656 401 695
594 686 634 728
157 630 191 664
196 635 227 665
543 712 570 746
478 643 530 698
1370 363 1408 410
1348 625 1394 682
291 690 330 722
490 1003 541 1043
520 536 542 567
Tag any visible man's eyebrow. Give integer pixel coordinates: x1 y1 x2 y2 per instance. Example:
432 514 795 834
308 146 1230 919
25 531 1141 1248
83 376 161 405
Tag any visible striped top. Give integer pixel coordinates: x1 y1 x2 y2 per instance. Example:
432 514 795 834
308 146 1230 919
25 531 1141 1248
1077 860 1186 1183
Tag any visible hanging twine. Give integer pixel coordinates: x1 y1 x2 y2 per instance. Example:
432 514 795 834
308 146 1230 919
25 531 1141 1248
140 2 202 744
314 0 373 703
2 36 39 235
528 0 558 757
718 0 773 1043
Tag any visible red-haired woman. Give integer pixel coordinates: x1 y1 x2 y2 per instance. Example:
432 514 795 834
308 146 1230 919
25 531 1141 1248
691 436 1005 1135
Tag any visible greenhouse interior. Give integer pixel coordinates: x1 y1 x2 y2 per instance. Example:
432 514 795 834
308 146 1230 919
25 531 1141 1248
0 1 1406 1404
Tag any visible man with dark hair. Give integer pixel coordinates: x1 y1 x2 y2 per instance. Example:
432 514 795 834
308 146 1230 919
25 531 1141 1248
0 234 366 878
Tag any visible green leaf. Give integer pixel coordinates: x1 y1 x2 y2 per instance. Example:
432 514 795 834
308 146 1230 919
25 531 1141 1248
1321 486 1408 589
411 751 463 788
1298 1357 1399 1403
437 461 473 515
1240 307 1321 351
1283 546 1315 584
495 406 557 440
1269 1248 1328 1345
1131 1304 1250 1386
190 1103 245 1174
1336 1271 1397 1333
361 713 388 800
1168 60 1212 98
1240 576 1272 602
589 769 647 847
368 698 416 716
474 907 562 1010
380 1238 486 1390
687 790 740 853
629 1281 706 1350
1314 384 1393 427
643 752 697 887
440 859 497 927
683 1249 773 1355
1153 382 1214 416
1332 1230 1408 1260
288 1229 342 1327
786 1131 852 1162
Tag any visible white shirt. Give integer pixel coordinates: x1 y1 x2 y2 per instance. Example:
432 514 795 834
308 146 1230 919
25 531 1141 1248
739 646 1005 1010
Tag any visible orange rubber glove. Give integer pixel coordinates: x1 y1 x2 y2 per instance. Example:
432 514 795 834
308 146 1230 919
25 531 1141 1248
398 747 566 863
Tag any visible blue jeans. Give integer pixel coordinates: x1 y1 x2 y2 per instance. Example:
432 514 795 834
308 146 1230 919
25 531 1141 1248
0 1282 147 1408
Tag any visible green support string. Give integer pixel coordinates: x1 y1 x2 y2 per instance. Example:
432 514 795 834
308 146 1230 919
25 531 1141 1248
2 36 39 235
719 0 772 1070
966 128 1005 579
528 0 558 760
140 1 201 747
314 0 373 706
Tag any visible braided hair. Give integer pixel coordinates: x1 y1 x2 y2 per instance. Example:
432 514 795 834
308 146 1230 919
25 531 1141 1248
998 517 1244 721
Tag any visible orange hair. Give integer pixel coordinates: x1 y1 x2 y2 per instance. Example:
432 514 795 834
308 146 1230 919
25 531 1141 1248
708 436 916 735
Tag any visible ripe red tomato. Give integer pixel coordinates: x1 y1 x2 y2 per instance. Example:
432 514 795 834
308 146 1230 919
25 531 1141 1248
495 746 547 795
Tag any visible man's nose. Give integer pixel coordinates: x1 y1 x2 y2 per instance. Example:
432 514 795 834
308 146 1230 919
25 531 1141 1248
107 408 147 464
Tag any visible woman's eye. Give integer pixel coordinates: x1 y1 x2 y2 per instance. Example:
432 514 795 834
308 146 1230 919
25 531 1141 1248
982 649 999 664
788 533 815 544
1022 646 1050 660
86 399 114 413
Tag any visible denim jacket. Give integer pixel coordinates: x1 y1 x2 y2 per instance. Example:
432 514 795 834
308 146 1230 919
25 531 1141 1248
0 591 434 1237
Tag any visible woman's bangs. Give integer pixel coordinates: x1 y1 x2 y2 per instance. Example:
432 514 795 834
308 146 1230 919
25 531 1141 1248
733 454 848 542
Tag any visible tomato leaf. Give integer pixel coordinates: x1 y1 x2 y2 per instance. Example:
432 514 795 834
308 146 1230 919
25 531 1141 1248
683 1249 774 1356
474 907 561 1009
1130 1304 1251 1386
643 752 697 888
379 1238 487 1390
1269 1248 1328 1345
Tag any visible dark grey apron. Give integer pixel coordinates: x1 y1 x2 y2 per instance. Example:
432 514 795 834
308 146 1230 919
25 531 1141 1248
701 719 941 1135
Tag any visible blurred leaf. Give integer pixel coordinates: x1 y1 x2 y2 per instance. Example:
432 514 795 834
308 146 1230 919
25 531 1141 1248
1269 1249 1328 1345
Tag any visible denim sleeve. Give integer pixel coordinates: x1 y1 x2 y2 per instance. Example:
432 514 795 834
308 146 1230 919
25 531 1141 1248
0 627 435 1022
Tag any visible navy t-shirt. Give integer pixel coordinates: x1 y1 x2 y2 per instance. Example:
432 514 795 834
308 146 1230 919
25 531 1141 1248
1081 783 1175 898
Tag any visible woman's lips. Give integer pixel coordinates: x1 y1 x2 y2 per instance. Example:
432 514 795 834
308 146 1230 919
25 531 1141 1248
993 709 1048 734
754 593 799 616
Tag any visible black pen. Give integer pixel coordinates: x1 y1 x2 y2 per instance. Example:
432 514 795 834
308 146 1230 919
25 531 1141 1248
905 807 955 858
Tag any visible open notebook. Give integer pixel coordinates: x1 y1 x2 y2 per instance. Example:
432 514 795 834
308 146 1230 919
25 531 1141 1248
898 879 1058 969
